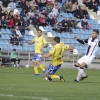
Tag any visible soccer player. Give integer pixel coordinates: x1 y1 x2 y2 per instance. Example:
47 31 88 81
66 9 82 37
74 29 100 82
26 29 48 76
39 37 74 82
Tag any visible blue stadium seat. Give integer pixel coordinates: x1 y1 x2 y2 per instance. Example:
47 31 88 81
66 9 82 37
44 27 52 32
24 35 29 40
57 33 61 37
84 29 89 34
64 39 69 44
4 41 9 45
63 13 68 18
98 6 100 11
2 45 8 50
22 46 28 52
70 34 74 38
58 2 62 8
88 30 92 35
68 13 74 18
25 30 29 35
28 36 34 41
0 28 6 34
60 38 65 43
52 32 57 37
0 41 4 44
23 42 29 46
29 46 34 52
12 45 18 50
0 44 2 48
17 45 23 51
72 28 76 34
5 35 10 39
88 20 93 24
93 20 98 25
76 19 81 21
57 18 64 22
61 32 66 38
80 29 84 34
69 39 74 44
75 29 80 34
5 28 12 34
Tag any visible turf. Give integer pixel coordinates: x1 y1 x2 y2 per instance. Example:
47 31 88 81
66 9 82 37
0 67 100 100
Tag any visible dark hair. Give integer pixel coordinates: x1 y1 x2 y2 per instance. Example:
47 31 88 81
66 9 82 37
37 29 42 33
12 34 14 36
0 48 1 50
53 37 60 43
13 49 16 51
93 29 99 34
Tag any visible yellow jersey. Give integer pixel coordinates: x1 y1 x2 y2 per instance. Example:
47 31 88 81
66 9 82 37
49 43 69 66
32 36 48 54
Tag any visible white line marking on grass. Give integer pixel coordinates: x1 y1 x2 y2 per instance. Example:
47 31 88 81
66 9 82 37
0 94 52 100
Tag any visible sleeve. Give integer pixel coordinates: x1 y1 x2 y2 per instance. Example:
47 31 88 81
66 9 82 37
64 44 69 51
77 38 88 44
49 47 56 55
31 37 35 43
98 41 100 47
43 37 48 44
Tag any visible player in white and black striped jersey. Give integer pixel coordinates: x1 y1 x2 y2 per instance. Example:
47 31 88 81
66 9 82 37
74 29 100 82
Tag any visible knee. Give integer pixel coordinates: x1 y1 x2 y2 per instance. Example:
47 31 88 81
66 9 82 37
80 63 86 68
75 63 80 67
18 59 20 61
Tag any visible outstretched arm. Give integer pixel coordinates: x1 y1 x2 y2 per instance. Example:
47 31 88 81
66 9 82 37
26 40 34 45
68 44 74 50
42 52 52 58
98 41 100 47
74 36 88 44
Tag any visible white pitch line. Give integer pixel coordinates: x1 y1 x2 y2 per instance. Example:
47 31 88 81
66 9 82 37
0 94 52 100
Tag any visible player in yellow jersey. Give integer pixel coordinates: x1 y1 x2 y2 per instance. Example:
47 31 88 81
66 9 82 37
39 37 74 82
26 29 48 76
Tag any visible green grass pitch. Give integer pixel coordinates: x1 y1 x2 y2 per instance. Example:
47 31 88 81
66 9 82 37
0 67 100 100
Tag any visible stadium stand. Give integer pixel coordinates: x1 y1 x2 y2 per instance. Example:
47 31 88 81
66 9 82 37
0 0 100 66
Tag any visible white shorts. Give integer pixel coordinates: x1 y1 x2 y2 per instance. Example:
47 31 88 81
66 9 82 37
77 55 95 67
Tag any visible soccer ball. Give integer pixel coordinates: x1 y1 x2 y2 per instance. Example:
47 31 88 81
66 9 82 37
26 65 29 68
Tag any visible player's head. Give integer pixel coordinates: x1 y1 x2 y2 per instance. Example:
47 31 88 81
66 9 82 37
92 29 99 39
37 29 42 37
53 37 60 44
13 49 16 53
0 48 1 51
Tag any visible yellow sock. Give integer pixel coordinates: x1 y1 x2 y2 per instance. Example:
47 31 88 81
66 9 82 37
39 64 45 71
34 66 38 74
51 75 59 79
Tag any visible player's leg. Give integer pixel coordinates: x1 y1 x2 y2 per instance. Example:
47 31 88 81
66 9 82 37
75 62 87 82
36 54 46 73
74 56 87 82
32 54 39 76
80 56 94 81
33 61 39 76
16 59 20 67
11 58 16 67
45 64 66 82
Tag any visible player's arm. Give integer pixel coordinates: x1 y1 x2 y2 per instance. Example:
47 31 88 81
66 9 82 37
43 38 48 48
98 41 100 47
42 52 52 58
41 47 55 58
74 36 88 44
68 44 74 50
40 38 48 51
26 40 35 45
